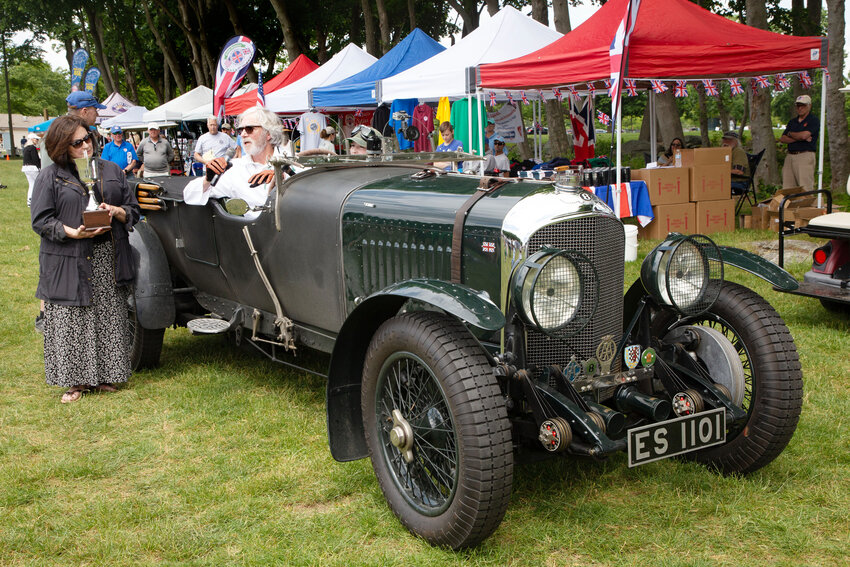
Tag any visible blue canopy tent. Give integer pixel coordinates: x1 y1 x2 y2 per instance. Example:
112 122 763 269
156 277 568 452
309 28 444 108
29 118 56 133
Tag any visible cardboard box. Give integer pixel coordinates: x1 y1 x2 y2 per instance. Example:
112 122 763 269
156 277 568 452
764 186 816 212
638 202 696 240
676 147 732 167
791 207 827 228
766 210 797 233
631 167 689 205
752 204 770 230
689 164 731 202
696 199 736 234
741 215 752 229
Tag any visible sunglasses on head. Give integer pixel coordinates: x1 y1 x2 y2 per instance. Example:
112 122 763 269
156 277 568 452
238 125 261 135
71 133 93 148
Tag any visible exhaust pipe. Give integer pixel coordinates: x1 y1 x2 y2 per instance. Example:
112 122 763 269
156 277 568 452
615 386 671 422
585 401 626 437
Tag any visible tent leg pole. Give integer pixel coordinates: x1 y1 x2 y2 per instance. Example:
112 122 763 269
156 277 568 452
476 88 484 161
817 74 826 207
616 92 622 189
649 89 656 165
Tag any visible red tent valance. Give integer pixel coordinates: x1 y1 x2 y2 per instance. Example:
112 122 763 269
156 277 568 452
225 54 319 116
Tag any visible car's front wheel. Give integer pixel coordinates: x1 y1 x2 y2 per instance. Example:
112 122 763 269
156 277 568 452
129 306 164 371
362 312 513 549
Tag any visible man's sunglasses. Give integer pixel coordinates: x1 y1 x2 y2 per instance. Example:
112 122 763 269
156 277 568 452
238 125 261 135
494 141 505 146
71 133 93 148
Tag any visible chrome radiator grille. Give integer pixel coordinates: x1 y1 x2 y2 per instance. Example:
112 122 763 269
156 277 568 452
525 216 625 370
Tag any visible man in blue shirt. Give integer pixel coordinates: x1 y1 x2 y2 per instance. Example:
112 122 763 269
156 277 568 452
778 94 819 190
100 126 138 176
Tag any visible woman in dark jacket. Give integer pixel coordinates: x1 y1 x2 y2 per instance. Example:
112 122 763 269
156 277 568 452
30 115 141 403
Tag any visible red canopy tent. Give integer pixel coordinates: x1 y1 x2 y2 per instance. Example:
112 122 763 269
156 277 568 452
225 54 319 116
478 0 827 89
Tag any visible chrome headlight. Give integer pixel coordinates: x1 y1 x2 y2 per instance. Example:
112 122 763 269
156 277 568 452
513 250 596 335
641 234 723 316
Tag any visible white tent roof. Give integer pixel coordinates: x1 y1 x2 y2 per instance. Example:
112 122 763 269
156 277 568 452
143 86 213 122
98 92 136 120
265 44 377 114
379 6 562 103
101 106 150 128
182 102 213 121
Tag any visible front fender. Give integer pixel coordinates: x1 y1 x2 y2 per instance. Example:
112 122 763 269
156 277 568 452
129 220 174 329
711 246 799 291
325 279 505 462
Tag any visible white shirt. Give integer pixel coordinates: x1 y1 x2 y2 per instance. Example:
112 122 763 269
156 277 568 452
183 156 273 211
297 111 327 151
194 132 236 160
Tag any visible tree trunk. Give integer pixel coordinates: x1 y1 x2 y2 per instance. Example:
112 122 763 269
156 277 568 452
746 0 780 185
375 0 391 54
2 31 16 156
163 57 170 101
552 0 572 33
144 4 186 93
360 0 380 56
717 90 730 133
128 23 164 103
825 0 849 193
696 83 709 146
527 1 569 158
407 0 416 29
268 0 302 62
530 0 548 24
447 0 480 35
83 7 116 93
655 90 684 145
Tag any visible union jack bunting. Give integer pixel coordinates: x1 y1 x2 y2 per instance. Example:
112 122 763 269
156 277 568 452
520 91 529 104
552 88 563 102
539 90 546 102
754 76 770 89
505 91 514 104
489 91 496 107
650 80 668 93
776 74 790 91
587 83 597 96
604 78 613 96
823 67 831 81
597 110 611 126
674 80 688 98
567 85 578 97
728 78 744 95
701 80 718 96
624 79 638 96
354 109 362 117
799 71 813 88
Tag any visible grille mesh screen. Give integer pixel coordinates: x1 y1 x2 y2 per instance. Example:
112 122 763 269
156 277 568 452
526 217 625 371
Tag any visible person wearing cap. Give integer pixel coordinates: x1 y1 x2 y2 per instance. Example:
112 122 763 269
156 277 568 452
22 133 42 206
779 94 819 190
345 126 382 155
66 91 105 128
720 131 749 190
484 135 510 173
100 126 138 176
194 115 236 166
318 126 337 154
484 118 496 154
136 123 174 178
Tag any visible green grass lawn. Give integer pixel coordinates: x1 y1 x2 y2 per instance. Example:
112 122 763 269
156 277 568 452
1 159 848 566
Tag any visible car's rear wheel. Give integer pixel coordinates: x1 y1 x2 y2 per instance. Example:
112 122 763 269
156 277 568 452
129 306 164 370
362 312 513 549
652 281 803 474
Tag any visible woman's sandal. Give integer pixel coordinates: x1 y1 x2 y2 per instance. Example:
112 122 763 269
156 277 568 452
93 383 118 393
60 386 89 404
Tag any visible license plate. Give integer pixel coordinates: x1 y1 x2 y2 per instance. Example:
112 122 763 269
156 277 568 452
627 408 726 467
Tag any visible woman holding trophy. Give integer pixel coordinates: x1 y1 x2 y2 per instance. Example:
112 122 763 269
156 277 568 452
30 115 141 403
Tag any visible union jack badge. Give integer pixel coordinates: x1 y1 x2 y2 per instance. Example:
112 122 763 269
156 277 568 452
624 345 641 369
481 241 496 253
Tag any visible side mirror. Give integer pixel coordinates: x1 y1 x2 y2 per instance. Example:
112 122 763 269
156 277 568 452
224 198 249 216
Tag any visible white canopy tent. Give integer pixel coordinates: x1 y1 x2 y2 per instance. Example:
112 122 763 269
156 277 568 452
265 44 377 114
182 102 214 122
143 86 213 123
97 92 136 122
100 105 150 129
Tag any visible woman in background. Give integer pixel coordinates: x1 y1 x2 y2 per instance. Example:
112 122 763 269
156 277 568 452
30 115 140 403
657 137 684 166
23 133 41 207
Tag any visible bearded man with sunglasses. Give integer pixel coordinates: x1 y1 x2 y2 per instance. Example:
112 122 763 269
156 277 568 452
183 107 286 210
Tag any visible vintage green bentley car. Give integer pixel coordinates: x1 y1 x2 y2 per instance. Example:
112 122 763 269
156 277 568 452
128 153 802 549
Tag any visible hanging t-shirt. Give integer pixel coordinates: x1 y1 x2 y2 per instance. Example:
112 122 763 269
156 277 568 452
449 98 488 158
297 111 327 151
339 111 375 139
435 97 451 145
371 104 392 137
412 103 435 153
389 98 418 151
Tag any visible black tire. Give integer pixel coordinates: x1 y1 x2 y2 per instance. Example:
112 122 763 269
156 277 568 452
819 298 850 316
129 307 165 371
361 312 513 549
652 281 803 475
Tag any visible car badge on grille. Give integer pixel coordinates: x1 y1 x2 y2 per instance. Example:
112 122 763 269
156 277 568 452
624 345 641 369
596 335 617 374
481 241 496 253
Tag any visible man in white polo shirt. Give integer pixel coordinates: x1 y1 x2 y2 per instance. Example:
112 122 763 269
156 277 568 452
193 115 236 166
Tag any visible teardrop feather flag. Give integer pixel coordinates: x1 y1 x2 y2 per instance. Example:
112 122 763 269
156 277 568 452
213 36 256 119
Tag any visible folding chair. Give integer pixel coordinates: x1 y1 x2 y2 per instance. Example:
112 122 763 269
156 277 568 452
734 149 764 217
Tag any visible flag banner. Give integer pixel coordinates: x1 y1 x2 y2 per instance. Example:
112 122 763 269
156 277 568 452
71 49 88 92
754 75 770 89
569 95 595 161
728 78 744 95
597 110 611 126
587 82 597 96
650 80 668 93
822 67 831 81
505 91 514 104
702 80 718 96
609 0 641 121
213 35 256 119
624 79 638 96
539 90 546 102
799 71 812 88
83 68 101 93
674 80 688 98
489 91 496 107
520 91 529 104
552 88 563 102
775 74 790 91
256 69 265 107
567 85 578 98
604 79 612 96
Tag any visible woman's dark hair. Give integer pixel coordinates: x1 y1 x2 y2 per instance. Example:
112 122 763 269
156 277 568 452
45 114 90 168
666 137 685 157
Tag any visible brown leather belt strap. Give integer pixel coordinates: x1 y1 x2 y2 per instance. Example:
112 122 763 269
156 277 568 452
451 177 508 283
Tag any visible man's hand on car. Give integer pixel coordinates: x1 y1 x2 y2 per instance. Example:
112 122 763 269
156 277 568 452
248 169 275 188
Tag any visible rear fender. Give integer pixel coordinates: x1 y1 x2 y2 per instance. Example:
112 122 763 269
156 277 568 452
326 279 505 462
129 220 174 329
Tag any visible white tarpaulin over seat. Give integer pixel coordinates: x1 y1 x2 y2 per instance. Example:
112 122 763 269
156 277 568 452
378 6 562 103
143 86 213 123
265 44 377 114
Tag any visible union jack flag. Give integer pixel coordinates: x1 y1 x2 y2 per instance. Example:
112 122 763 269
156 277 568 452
799 71 812 88
650 80 668 94
754 75 770 89
604 79 613 96
609 0 641 121
674 80 688 98
505 91 514 104
538 90 546 102
570 95 595 161
552 88 563 102
702 80 718 96
481 241 496 253
776 74 790 91
597 110 611 126
213 35 256 119
567 85 578 98
256 69 265 107
624 79 638 96
587 82 597 96
823 67 831 82
489 91 496 107
728 78 744 95
354 109 362 117
520 91 529 104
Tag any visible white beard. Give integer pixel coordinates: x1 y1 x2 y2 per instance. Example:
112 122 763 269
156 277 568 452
246 137 268 157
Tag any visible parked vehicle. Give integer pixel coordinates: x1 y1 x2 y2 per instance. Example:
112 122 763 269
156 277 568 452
128 152 803 548
526 125 548 134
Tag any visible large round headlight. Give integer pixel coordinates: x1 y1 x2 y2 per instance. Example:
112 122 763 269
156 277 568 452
513 250 596 334
640 234 723 316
